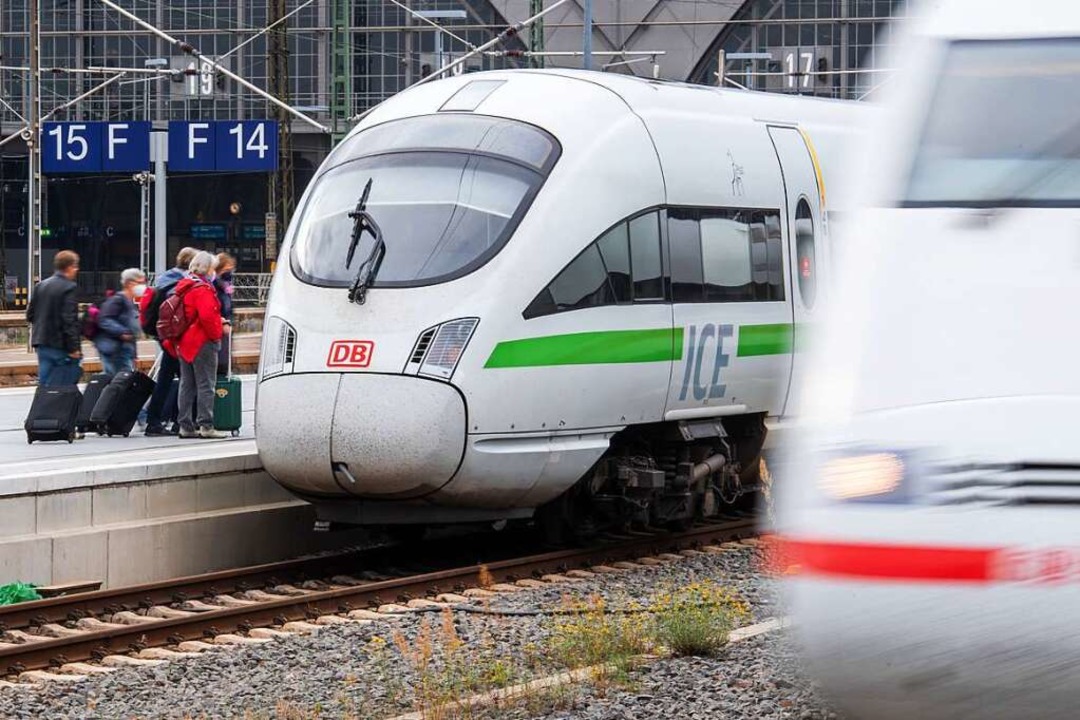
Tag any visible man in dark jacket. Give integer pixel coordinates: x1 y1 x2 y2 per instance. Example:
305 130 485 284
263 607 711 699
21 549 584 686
143 246 198 435
26 250 82 386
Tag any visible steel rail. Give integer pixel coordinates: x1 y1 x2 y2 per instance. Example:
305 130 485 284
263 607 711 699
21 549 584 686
0 519 756 675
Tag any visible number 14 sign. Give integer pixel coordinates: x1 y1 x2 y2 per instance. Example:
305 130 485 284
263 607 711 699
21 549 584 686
168 120 278 172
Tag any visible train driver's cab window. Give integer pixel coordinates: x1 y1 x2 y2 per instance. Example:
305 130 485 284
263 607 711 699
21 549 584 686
794 199 816 308
524 211 663 318
669 208 785 303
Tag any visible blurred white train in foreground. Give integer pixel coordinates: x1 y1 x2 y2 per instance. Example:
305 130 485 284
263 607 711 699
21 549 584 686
256 69 867 537
776 2 1080 719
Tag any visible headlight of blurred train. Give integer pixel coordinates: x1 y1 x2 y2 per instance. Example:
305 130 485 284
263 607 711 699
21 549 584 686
261 316 297 380
407 318 479 381
818 452 908 502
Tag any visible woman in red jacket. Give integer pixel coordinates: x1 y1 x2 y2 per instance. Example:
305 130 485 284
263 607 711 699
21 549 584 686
174 251 228 439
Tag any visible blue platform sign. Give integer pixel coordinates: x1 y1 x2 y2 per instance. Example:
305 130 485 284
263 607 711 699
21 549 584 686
169 120 277 172
44 120 277 174
42 121 151 173
168 121 217 172
102 121 151 172
215 121 278 172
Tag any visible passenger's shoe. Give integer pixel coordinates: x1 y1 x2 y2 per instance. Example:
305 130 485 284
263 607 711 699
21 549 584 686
144 424 167 436
74 431 85 440
178 427 200 439
198 427 229 439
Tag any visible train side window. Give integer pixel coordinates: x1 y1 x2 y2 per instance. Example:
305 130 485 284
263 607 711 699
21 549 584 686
795 199 816 308
628 213 663 300
596 222 632 303
523 244 615 318
668 210 705 303
701 214 754 302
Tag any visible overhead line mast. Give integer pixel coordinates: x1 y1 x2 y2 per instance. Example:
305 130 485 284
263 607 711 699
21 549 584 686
529 0 545 68
267 0 294 264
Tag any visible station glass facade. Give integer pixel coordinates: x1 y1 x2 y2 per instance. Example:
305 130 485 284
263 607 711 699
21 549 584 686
0 0 902 300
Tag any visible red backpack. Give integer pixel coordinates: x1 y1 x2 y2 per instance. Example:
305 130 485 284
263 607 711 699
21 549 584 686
156 291 190 342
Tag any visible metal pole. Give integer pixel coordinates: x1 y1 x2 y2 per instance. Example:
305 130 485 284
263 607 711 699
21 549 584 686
96 0 330 134
582 0 593 70
435 29 444 76
140 78 150 272
840 0 850 98
152 132 167 275
27 0 41 303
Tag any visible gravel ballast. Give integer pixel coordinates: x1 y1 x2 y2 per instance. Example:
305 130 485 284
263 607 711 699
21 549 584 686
0 544 842 720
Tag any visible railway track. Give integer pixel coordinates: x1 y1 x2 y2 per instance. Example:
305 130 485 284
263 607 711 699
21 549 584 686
0 518 757 678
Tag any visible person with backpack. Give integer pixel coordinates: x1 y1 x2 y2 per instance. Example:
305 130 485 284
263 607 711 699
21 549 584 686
94 268 146 374
141 246 197 436
26 250 82 386
163 250 228 439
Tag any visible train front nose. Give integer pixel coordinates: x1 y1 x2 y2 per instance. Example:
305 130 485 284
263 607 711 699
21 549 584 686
257 373 466 499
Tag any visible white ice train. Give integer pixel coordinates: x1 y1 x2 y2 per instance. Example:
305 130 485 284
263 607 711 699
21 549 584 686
776 2 1080 719
256 69 865 535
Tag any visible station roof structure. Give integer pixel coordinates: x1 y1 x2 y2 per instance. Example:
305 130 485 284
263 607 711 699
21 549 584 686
485 0 746 80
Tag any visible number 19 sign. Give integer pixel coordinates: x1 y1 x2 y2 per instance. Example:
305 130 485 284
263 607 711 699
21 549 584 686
168 120 278 172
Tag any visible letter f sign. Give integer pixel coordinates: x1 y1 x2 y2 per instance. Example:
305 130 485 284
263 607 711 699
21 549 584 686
188 122 210 158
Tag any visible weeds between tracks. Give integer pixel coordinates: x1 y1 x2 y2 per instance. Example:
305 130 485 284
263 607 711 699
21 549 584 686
244 577 749 720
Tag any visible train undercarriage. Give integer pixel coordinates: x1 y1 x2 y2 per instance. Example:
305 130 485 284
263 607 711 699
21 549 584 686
535 414 768 544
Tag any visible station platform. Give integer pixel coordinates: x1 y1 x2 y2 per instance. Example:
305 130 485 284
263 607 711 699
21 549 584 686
0 333 262 386
0 379 358 590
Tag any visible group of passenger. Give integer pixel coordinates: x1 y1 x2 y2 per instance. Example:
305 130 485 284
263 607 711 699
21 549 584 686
25 247 237 439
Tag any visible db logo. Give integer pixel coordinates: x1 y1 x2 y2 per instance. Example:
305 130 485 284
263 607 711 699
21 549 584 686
327 340 374 368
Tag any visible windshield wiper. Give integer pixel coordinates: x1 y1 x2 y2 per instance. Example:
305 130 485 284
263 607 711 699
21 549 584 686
345 178 386 305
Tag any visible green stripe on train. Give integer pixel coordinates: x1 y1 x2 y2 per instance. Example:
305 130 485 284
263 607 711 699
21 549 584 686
736 323 794 357
484 328 684 368
485 322 794 369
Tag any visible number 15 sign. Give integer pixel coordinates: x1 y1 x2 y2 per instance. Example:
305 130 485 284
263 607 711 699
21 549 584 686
168 120 278 172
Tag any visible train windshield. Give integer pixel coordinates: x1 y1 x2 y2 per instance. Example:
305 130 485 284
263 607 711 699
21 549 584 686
291 115 558 288
904 38 1080 208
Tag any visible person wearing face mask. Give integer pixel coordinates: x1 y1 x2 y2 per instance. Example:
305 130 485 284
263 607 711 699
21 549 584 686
95 268 147 375
213 253 235 377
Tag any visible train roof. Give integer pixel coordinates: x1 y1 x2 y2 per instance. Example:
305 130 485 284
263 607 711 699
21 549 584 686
352 68 866 145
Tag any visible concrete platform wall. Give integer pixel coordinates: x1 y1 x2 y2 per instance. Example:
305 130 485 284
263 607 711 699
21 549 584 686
0 456 359 588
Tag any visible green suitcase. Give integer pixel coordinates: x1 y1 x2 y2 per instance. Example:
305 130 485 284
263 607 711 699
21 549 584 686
213 335 242 436
213 376 242 436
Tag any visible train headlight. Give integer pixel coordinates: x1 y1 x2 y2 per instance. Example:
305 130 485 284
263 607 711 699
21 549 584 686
417 318 479 381
261 316 296 380
818 452 907 502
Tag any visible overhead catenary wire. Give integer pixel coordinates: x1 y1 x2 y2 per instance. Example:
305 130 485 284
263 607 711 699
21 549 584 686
94 0 329 134
0 72 129 151
383 0 478 54
217 0 317 62
348 0 575 122
0 15 903 37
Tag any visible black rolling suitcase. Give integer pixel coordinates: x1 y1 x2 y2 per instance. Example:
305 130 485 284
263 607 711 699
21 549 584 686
76 372 113 433
90 370 156 437
25 385 82 444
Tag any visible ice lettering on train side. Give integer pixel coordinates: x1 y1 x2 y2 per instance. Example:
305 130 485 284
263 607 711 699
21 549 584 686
678 323 734 401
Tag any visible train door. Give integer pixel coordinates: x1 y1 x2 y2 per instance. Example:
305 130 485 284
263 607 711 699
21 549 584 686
663 203 794 420
767 125 824 418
